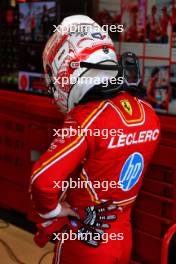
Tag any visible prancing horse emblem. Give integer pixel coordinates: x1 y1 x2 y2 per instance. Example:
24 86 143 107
121 99 133 116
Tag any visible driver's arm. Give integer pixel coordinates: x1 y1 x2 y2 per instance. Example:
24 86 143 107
30 117 87 219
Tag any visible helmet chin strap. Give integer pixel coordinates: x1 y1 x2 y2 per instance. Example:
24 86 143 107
47 52 142 110
80 52 141 89
80 62 120 71
78 52 142 104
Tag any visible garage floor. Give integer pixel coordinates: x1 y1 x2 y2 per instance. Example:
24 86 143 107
0 219 54 264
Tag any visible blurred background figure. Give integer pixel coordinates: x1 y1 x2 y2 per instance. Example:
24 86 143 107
160 6 171 43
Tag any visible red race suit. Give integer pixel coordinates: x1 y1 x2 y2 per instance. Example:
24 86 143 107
30 92 160 264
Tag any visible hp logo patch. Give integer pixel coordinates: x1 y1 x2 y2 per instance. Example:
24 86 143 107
119 152 144 191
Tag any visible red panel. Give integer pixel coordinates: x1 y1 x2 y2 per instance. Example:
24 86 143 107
0 114 28 186
0 178 28 213
132 229 162 264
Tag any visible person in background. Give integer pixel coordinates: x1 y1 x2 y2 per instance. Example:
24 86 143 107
41 5 50 41
172 6 176 47
147 67 160 107
31 12 36 41
147 67 168 110
148 5 160 43
159 6 170 44
128 5 138 42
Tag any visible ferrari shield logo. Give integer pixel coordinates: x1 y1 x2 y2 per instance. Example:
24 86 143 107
121 100 133 115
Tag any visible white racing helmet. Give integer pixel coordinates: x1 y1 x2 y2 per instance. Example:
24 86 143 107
43 15 118 113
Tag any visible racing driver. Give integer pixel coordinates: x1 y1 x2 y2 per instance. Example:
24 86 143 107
30 15 160 264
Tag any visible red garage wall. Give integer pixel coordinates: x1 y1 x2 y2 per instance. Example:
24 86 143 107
0 90 175 264
132 114 176 263
0 91 63 213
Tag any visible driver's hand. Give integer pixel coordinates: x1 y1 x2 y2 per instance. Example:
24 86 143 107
58 201 80 218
